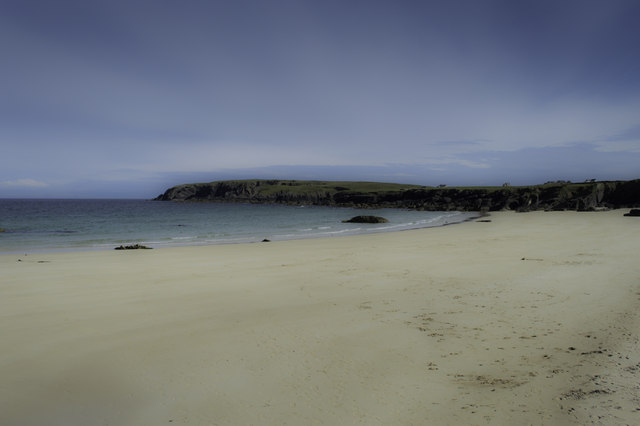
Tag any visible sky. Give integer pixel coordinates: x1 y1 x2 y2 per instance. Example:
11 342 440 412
1 0 639 198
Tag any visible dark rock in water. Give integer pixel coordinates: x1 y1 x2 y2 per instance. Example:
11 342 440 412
115 244 152 250
624 209 640 217
342 215 389 224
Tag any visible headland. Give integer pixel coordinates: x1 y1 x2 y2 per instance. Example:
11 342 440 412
154 178 640 211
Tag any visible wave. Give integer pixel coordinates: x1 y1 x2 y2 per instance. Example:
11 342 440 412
0 199 478 253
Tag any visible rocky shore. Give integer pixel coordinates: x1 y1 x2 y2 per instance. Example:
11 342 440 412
154 179 640 212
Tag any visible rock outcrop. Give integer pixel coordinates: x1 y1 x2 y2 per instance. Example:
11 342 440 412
343 216 389 223
154 179 640 212
115 244 152 250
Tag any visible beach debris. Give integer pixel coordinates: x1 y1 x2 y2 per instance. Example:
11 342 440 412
262 239 271 242
559 388 611 400
476 219 492 223
342 215 389 224
624 209 640 217
521 257 544 261
114 244 152 250
580 349 605 355
17 257 50 263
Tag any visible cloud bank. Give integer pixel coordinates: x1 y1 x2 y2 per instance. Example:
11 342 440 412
1 0 639 197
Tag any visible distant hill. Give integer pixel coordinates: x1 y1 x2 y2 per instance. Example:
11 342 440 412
154 179 640 211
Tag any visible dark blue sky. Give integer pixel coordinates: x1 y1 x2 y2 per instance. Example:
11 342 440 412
1 0 639 197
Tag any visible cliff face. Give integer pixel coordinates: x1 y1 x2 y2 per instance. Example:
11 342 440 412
396 180 640 211
154 179 640 211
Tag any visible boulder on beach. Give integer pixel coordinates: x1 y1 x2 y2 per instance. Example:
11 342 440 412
115 244 152 250
342 215 389 224
624 209 640 217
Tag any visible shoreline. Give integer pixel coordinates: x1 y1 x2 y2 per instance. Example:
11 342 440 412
0 209 478 255
2 210 639 424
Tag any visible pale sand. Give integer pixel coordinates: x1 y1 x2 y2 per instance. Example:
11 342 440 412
1 210 639 425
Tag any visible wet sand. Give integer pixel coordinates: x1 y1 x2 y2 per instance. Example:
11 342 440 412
1 210 639 425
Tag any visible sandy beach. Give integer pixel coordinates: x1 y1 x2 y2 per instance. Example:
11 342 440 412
1 210 639 425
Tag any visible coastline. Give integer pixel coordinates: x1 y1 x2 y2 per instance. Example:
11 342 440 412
155 179 640 212
0 201 477 255
1 210 639 424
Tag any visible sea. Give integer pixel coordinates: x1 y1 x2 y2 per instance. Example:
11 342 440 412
0 199 477 254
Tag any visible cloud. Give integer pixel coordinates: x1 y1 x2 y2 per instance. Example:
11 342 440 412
421 157 492 169
118 140 384 174
1 1 639 199
593 123 640 152
1 178 49 187
434 140 490 147
607 123 640 142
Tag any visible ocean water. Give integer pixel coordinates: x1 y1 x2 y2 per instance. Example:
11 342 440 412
0 199 477 253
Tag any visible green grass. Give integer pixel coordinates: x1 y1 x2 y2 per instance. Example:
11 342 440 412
171 179 609 198
202 179 425 196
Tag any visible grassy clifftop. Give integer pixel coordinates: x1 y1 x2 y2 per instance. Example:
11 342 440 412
154 179 640 211
154 180 423 204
